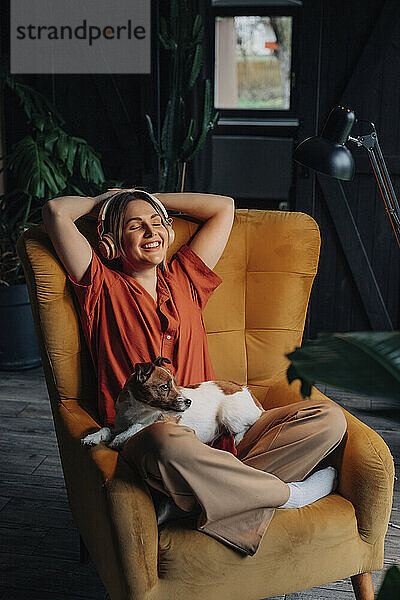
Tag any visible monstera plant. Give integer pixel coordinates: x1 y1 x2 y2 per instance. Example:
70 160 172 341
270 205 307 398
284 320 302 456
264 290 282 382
0 71 120 369
146 0 219 192
286 331 400 402
0 72 119 286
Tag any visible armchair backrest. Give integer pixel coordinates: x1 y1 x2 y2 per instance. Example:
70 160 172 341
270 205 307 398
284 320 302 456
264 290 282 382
17 200 320 419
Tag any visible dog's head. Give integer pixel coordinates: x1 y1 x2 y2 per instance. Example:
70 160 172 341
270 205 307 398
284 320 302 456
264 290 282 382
121 356 192 413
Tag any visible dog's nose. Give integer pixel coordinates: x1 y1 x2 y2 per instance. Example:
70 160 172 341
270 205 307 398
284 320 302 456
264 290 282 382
184 398 191 407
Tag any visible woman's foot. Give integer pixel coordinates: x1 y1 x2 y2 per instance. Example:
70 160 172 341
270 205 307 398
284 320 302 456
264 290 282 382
278 466 338 509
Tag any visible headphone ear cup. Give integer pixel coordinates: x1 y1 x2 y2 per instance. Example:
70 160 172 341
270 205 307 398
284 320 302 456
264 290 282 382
168 227 175 247
99 233 120 260
166 218 175 247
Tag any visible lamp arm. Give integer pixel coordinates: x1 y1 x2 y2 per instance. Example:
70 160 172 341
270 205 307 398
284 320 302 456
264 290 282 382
348 125 400 249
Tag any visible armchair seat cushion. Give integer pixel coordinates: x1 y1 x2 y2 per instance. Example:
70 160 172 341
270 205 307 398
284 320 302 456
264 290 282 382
156 495 381 600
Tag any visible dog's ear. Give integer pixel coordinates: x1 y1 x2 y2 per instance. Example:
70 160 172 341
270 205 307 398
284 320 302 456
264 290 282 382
154 356 172 367
134 362 154 384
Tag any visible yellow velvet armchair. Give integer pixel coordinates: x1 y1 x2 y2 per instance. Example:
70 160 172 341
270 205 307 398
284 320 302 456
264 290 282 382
17 197 394 600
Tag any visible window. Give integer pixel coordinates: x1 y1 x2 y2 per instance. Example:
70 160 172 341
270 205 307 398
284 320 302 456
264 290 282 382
215 15 293 110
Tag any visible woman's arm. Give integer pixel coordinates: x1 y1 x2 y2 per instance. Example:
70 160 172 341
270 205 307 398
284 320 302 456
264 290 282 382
44 190 119 222
156 193 235 271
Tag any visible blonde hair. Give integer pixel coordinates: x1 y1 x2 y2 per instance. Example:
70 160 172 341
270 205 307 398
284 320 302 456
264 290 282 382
103 190 172 272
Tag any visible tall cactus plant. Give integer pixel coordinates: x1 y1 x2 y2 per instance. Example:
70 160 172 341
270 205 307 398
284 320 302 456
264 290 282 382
146 0 219 192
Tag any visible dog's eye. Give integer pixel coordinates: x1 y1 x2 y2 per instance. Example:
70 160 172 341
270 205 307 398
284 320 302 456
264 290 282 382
159 383 169 391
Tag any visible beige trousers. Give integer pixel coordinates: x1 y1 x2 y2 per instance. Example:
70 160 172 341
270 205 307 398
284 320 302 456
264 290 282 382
122 398 348 556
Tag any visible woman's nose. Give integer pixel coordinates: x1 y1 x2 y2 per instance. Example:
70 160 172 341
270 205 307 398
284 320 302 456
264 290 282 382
143 224 156 236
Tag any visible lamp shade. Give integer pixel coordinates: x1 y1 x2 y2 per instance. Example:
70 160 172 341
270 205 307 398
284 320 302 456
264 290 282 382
294 106 356 181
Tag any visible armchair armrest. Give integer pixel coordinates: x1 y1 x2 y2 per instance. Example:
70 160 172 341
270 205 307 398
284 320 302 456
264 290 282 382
54 397 159 598
338 407 395 545
264 378 395 545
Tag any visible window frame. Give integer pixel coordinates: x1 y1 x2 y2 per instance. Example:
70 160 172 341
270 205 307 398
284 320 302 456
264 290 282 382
211 4 300 120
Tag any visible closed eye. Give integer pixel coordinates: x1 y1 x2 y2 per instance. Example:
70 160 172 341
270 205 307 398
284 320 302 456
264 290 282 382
130 223 163 230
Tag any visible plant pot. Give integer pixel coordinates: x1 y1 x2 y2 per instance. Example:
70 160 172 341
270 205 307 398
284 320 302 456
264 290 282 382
0 283 41 370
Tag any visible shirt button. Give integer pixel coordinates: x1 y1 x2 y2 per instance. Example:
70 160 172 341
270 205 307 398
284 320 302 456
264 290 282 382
166 335 172 340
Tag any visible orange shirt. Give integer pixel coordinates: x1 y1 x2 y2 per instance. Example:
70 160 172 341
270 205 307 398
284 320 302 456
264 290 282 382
67 243 222 429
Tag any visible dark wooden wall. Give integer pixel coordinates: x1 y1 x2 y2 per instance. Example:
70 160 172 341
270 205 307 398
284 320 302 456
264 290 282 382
295 0 400 339
3 0 400 338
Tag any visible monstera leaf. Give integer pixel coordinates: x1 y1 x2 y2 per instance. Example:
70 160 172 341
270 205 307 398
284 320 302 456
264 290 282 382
286 331 400 401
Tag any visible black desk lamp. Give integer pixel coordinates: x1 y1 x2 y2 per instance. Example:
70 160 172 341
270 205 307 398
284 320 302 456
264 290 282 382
294 106 400 249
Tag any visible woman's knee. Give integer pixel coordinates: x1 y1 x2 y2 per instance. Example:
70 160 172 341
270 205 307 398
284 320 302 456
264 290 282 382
318 401 347 446
132 420 197 462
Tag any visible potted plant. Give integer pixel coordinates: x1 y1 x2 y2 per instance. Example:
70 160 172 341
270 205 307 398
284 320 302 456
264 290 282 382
0 72 119 370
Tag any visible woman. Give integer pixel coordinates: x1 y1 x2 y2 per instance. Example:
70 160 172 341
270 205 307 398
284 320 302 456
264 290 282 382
42 188 347 556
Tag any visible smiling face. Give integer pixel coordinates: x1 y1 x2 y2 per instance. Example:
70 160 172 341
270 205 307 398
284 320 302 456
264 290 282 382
120 199 170 273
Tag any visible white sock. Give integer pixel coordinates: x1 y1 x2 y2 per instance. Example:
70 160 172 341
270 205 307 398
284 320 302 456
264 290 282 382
278 466 337 509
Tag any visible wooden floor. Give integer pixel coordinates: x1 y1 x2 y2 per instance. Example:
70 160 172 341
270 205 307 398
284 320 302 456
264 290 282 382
0 365 398 600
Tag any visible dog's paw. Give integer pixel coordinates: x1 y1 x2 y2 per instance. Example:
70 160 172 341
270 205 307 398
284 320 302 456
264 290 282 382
107 434 126 450
81 427 112 446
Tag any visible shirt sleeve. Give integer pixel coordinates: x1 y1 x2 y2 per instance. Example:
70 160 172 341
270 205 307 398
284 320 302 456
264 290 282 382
66 247 106 319
169 243 223 311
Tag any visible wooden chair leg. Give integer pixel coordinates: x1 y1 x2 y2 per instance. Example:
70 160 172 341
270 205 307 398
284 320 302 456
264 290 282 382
350 572 374 600
79 533 90 564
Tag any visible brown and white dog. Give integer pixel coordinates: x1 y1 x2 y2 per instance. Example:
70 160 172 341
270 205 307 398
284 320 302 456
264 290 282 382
81 356 264 450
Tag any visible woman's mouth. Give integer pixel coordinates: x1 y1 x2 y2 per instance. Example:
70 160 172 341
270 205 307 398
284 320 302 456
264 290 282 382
141 241 161 251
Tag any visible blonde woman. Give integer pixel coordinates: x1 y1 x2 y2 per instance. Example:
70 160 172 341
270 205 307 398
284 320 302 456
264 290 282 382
42 189 347 556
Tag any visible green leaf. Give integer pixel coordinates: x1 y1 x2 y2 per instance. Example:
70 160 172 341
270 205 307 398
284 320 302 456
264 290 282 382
76 144 88 180
40 162 59 196
188 44 202 90
160 16 168 38
45 156 67 190
285 331 400 401
182 118 195 157
43 131 59 152
376 565 400 600
211 110 220 129
187 80 217 161
55 130 69 163
70 135 88 145
161 100 173 153
6 134 68 199
65 138 78 175
4 74 65 127
159 33 172 51
32 114 46 132
192 15 203 40
87 155 105 184
145 114 161 154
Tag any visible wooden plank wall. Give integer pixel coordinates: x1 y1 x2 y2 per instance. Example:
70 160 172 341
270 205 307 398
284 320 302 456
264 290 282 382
296 0 400 338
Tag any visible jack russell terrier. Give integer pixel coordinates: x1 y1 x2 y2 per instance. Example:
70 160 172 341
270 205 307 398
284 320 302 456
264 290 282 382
81 356 264 450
